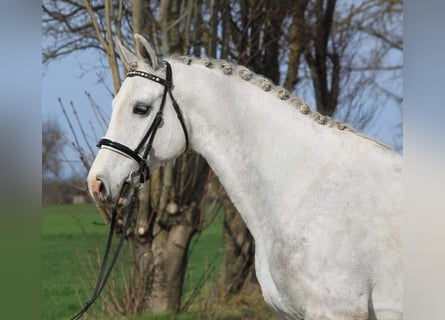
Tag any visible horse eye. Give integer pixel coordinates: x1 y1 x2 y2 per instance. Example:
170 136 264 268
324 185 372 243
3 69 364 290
133 104 151 115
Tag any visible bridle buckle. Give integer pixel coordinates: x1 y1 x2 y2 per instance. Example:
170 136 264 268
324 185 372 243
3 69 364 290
128 169 146 189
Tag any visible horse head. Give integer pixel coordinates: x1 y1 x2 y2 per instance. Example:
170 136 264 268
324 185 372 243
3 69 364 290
87 34 188 208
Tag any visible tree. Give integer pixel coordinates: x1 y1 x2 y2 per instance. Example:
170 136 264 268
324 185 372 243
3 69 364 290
42 118 62 178
42 118 64 205
297 0 403 129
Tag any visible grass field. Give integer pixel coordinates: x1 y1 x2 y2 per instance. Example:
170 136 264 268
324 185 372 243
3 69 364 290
42 204 225 320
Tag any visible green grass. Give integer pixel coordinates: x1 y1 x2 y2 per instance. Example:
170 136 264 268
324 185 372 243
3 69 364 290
42 204 109 319
42 204 224 320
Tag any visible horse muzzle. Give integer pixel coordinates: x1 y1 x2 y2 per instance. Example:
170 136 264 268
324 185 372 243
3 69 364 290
89 170 146 208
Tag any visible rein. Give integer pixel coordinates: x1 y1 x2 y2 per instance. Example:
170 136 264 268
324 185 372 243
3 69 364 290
70 193 136 320
70 61 188 319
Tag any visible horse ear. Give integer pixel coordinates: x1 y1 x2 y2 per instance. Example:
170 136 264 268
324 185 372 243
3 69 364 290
116 36 138 70
134 34 159 70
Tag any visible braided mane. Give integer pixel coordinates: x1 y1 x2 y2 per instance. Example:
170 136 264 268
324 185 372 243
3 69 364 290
170 55 356 133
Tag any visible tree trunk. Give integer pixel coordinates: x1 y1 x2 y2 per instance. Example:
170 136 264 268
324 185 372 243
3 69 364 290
126 155 208 315
262 1 286 84
304 0 339 116
283 0 309 91
130 197 200 313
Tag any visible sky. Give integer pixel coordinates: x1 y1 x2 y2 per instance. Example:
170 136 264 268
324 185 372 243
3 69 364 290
42 51 112 126
42 51 114 178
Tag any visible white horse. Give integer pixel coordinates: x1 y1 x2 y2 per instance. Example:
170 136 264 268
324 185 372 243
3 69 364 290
87 34 402 320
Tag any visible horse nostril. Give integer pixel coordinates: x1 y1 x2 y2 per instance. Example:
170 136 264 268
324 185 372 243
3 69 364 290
92 179 101 195
92 178 109 202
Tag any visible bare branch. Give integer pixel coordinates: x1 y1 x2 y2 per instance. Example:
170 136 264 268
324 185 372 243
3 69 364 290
69 100 96 159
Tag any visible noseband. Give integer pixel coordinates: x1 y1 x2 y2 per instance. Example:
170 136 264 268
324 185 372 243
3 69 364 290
97 61 189 184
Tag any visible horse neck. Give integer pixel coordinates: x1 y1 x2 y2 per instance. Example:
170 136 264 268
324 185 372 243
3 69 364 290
171 60 338 238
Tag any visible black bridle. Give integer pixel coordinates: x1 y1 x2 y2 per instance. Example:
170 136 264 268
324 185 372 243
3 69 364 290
97 60 189 184
70 61 188 320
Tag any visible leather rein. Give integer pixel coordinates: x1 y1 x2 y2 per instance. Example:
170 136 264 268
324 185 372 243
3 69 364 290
70 61 188 319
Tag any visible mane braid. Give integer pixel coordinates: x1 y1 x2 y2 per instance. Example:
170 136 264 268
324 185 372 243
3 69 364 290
170 55 356 134
170 56 393 150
